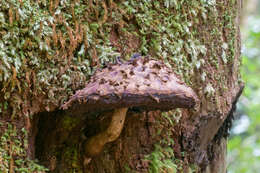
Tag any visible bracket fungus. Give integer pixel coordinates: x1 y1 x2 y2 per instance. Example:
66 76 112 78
61 56 197 160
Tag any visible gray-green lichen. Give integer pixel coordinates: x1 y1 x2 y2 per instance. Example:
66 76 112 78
0 0 238 116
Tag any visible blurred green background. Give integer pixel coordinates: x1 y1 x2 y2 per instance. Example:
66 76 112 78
227 1 260 172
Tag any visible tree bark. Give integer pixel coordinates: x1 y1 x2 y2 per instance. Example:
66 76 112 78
0 0 242 173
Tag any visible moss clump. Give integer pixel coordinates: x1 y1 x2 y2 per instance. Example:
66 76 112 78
0 123 48 172
62 146 82 172
61 114 81 131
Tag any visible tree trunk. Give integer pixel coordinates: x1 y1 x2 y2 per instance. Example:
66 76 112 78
0 0 242 173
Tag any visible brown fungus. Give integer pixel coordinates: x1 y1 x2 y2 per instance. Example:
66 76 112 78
61 56 197 163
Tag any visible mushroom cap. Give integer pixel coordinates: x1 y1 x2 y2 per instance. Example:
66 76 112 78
62 57 197 114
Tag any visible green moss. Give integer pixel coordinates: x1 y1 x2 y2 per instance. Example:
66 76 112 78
0 0 238 115
145 144 180 173
63 146 82 172
61 114 81 131
0 123 48 172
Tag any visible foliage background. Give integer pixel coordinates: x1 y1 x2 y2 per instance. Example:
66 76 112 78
227 1 260 172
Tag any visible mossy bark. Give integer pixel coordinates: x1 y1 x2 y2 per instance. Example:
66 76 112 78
0 0 241 172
